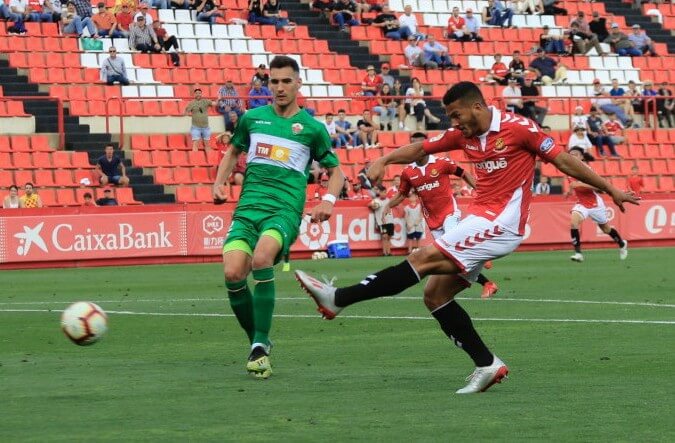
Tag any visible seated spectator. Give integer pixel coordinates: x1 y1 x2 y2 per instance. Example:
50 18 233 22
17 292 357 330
153 20 180 65
484 54 509 85
571 105 587 129
355 109 379 148
463 9 482 42
404 36 435 69
133 3 153 25
215 132 246 184
642 80 659 126
61 1 97 37
129 14 162 53
628 24 656 56
248 78 272 109
567 125 595 161
483 0 513 28
589 11 608 42
96 144 130 186
113 0 136 14
521 75 547 125
96 188 119 206
114 3 133 36
657 82 674 128
534 176 550 195
602 112 625 151
262 0 294 32
323 112 340 147
445 7 467 41
398 5 425 41
26 0 54 22
2 185 20 209
373 83 398 131
423 35 459 69
335 109 356 147
373 4 411 41
503 78 526 116
540 25 565 55
312 0 334 17
82 192 97 206
591 79 631 126
93 2 123 37
195 0 223 24
361 65 383 98
225 110 239 133
627 165 643 197
250 64 269 87
542 0 566 16
354 0 383 17
348 180 371 200
392 79 407 129
405 77 440 130
609 78 634 121
100 46 129 86
217 79 244 122
604 23 641 57
247 0 265 23
508 50 526 85
1 0 25 27
331 0 359 33
19 182 43 208
626 80 643 114
529 48 567 85
566 21 604 55
379 63 394 88
586 106 619 157
515 0 543 15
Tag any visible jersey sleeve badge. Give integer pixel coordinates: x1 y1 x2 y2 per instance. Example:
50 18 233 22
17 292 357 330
539 137 555 154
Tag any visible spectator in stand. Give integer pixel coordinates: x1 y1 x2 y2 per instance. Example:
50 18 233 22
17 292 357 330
335 108 356 147
463 9 482 42
323 112 340 147
542 0 566 16
129 14 162 53
195 0 223 25
153 20 180 65
93 3 123 37
627 165 643 197
1 0 24 26
404 36 435 69
248 0 267 24
82 192 97 206
628 24 657 56
61 1 97 37
96 188 119 206
133 3 153 25
143 0 169 11
354 0 383 18
398 5 425 41
248 78 272 109
100 46 129 86
569 11 592 34
566 21 605 56
515 0 543 15
184 88 216 152
96 144 130 186
379 63 394 88
19 183 43 208
483 0 513 28
567 125 595 161
602 112 625 151
262 0 294 32
529 48 567 85
26 0 53 22
170 0 189 11
348 180 371 200
215 132 246 185
373 83 398 131
571 105 587 129
370 186 394 256
445 7 467 41
112 0 135 14
357 159 373 190
405 77 440 130
251 64 269 87
331 0 359 33
2 185 20 209
391 79 407 129
591 79 631 126
361 65 383 98
217 79 244 122
423 35 458 69
503 78 525 116
626 80 643 114
402 192 423 253
225 111 239 134
373 4 412 40
589 11 608 42
355 109 379 148
604 23 641 57
534 176 550 195
609 78 634 121
586 106 619 157
657 82 674 128
508 50 526 85
540 25 566 55
642 80 659 126
70 0 92 18
521 75 547 125
484 54 509 85
114 3 133 36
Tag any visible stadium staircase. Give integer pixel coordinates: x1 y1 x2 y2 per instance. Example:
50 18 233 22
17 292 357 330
602 0 675 53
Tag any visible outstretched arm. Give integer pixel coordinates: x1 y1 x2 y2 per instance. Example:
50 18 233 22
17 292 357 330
212 147 241 201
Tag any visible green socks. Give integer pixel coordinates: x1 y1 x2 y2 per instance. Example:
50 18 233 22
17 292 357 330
251 267 275 347
226 279 254 344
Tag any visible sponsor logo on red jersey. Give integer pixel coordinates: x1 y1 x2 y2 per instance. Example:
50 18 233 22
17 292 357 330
475 157 508 173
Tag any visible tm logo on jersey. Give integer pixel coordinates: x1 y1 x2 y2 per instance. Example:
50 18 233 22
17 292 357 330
475 158 508 173
255 142 290 162
416 181 440 193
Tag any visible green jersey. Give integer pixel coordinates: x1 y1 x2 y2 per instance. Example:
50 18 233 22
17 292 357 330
231 105 339 216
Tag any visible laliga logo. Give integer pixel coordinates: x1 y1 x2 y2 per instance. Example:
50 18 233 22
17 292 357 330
14 223 48 256
645 205 671 234
299 215 330 250
202 215 224 235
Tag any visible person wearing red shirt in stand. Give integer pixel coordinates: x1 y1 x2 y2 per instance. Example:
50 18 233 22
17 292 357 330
627 165 643 197
215 132 246 186
567 147 629 263
601 112 625 152
115 3 133 37
361 65 383 109
445 6 468 41
347 179 371 200
484 54 509 85
295 82 638 394
382 132 498 299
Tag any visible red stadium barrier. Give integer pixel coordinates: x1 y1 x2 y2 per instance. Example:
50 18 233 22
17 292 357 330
1 198 674 269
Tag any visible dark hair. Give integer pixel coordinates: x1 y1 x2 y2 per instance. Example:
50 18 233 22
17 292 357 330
337 109 346 113
541 125 551 131
194 88 202 93
410 131 427 141
269 55 300 73
84 192 93 199
10 184 18 191
326 112 334 117
569 146 584 155
25 182 34 187
589 106 597 112
442 81 485 107
104 143 114 149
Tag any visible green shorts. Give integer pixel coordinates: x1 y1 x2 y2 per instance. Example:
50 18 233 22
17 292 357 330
223 208 300 263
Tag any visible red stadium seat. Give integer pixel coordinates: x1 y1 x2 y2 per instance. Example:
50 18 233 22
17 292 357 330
194 186 213 202
191 167 211 184
56 188 78 206
34 170 55 186
32 152 53 169
133 151 151 167
176 186 196 203
151 151 171 167
10 136 31 152
54 170 76 186
116 187 142 205
30 135 51 152
154 168 174 184
52 151 72 168
12 152 34 169
39 189 58 207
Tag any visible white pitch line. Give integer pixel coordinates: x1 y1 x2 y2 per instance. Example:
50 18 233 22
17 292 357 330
2 308 674 325
0 297 673 309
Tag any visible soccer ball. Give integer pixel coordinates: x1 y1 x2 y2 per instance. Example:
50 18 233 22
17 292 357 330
61 302 108 346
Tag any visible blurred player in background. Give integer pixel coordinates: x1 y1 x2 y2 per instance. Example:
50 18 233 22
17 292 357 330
296 82 638 394
568 147 628 262
213 56 344 379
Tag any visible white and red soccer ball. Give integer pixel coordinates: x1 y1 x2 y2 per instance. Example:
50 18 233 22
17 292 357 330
61 302 108 346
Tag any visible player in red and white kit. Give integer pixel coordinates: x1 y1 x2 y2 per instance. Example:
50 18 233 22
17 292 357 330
295 82 638 394
382 132 499 298
567 147 628 262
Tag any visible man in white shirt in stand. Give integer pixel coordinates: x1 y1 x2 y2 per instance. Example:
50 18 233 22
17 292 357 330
398 5 425 41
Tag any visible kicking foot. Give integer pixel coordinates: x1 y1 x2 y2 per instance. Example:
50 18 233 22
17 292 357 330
619 240 628 260
570 252 584 262
246 344 272 379
294 270 341 320
456 356 509 394
481 281 499 299
483 260 493 270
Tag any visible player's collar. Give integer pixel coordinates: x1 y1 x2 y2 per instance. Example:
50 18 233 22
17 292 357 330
487 106 501 133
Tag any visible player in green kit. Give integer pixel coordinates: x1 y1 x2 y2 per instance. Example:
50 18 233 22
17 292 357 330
213 56 344 379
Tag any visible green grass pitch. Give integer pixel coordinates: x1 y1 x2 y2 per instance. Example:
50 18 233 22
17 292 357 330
1 248 674 442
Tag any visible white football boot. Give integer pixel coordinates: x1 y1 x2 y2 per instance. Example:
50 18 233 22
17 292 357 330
456 356 509 394
570 252 584 262
619 240 628 260
294 270 342 319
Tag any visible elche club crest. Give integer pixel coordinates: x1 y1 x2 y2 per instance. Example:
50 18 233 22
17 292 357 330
291 123 303 135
